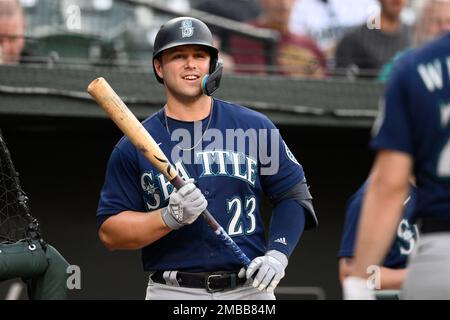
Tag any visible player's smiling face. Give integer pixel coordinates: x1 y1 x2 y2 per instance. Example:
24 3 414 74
155 45 210 99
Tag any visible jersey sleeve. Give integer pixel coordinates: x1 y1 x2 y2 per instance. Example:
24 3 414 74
267 199 305 257
259 119 305 198
96 145 144 229
338 190 364 258
371 55 414 155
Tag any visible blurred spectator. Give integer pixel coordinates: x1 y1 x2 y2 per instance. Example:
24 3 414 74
413 0 450 46
229 0 327 78
378 0 450 81
194 0 261 22
335 0 412 78
120 1 191 64
0 0 25 64
213 36 235 74
193 0 262 58
289 0 379 59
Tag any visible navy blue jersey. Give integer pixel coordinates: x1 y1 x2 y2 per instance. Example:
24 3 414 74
97 99 306 272
372 33 450 220
338 180 418 268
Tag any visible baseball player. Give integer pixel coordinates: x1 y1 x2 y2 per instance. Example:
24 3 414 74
97 17 318 300
343 32 450 299
338 177 418 292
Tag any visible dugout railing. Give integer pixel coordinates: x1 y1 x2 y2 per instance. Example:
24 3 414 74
0 64 383 128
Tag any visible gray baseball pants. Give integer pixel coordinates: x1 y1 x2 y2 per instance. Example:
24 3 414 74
145 275 275 300
401 233 450 299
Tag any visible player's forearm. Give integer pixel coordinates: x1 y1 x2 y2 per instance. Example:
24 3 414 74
340 258 407 290
352 163 409 278
98 209 171 250
378 267 407 290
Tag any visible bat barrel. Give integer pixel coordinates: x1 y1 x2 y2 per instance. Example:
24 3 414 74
87 77 178 182
86 77 103 93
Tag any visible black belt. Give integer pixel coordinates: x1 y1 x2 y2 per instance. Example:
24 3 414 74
419 217 450 234
150 270 246 293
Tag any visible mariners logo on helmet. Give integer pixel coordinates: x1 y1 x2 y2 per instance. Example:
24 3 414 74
180 19 194 38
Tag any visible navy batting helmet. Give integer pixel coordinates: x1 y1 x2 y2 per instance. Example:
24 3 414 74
152 17 221 92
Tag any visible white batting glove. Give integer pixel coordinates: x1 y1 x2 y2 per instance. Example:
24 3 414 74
238 250 288 293
342 276 375 300
161 179 208 230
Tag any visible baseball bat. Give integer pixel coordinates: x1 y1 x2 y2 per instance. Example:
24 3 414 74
87 77 251 267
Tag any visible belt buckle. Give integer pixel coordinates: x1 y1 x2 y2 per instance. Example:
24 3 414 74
206 274 223 293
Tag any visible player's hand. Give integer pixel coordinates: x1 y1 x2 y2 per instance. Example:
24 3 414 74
342 276 375 300
161 179 208 230
238 250 288 293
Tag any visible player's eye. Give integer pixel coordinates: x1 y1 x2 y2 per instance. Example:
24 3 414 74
194 52 207 59
168 52 185 60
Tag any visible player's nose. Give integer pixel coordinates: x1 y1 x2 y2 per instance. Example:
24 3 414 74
184 55 197 69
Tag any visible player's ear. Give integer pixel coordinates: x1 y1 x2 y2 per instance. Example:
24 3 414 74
153 58 164 80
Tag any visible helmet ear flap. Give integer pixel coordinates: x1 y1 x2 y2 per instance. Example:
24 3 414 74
209 54 218 75
202 60 223 96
